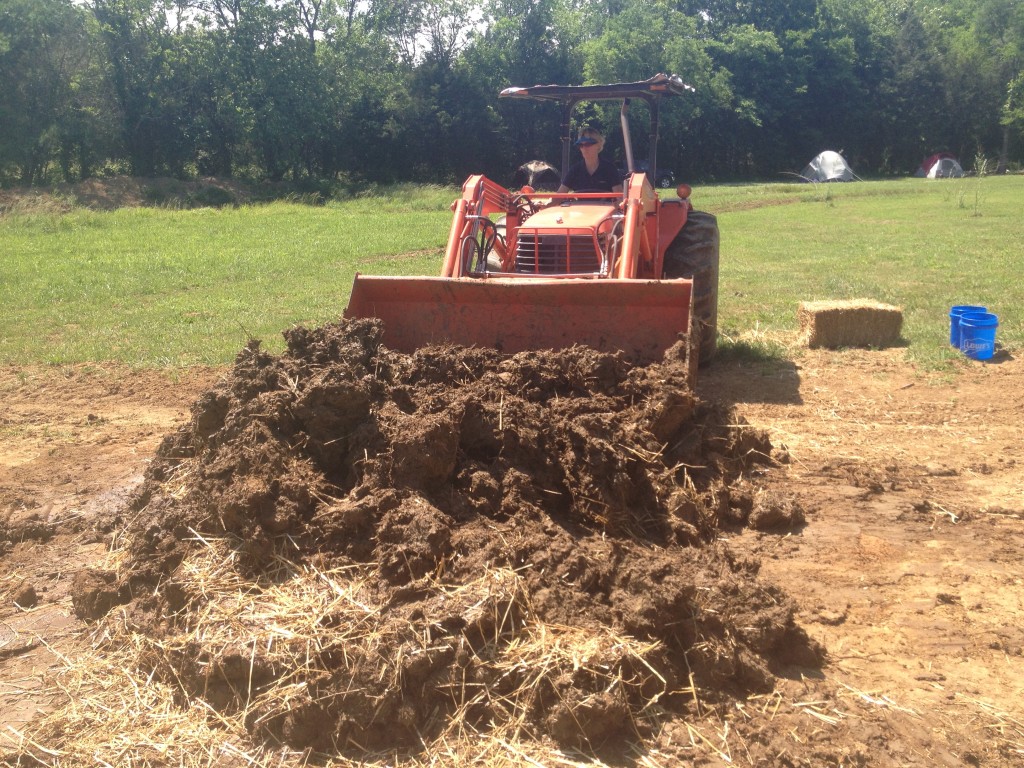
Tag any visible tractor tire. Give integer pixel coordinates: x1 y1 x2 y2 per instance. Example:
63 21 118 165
663 210 720 364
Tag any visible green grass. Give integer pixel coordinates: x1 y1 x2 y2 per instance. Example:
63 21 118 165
1 185 452 365
691 175 1022 368
2 176 1021 369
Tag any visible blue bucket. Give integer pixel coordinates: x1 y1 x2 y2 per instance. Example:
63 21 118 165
949 305 987 347
958 311 998 361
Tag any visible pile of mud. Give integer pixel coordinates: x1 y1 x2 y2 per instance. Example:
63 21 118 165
76 319 819 755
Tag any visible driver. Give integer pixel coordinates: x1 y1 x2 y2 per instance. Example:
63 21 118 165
557 127 623 193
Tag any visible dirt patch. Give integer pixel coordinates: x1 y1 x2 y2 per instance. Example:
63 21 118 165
2 337 1023 766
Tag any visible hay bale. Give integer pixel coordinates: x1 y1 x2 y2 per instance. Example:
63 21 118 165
798 299 903 349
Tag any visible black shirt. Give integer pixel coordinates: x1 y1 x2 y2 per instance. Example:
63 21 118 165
561 157 622 192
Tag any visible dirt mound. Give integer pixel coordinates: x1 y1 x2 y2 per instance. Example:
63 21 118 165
75 319 819 755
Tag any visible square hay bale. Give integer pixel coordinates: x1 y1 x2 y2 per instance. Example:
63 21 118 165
798 300 903 349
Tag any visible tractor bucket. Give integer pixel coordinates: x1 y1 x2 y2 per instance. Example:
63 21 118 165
344 274 694 366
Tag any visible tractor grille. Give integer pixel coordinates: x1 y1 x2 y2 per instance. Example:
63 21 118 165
514 234 602 274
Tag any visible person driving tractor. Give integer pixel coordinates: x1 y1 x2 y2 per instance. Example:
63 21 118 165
557 127 623 193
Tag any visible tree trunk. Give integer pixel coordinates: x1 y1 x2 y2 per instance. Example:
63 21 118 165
996 124 1009 174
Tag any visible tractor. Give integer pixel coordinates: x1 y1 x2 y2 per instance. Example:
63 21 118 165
345 73 719 379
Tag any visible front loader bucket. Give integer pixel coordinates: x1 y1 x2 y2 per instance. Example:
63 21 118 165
344 275 694 366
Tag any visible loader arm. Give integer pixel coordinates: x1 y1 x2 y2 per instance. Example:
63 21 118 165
442 175 514 278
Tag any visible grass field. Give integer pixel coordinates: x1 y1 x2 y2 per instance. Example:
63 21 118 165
2 176 1021 369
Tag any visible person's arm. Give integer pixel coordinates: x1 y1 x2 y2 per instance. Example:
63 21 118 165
561 168 577 193
559 165 575 193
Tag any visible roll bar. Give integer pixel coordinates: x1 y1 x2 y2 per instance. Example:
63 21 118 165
499 74 695 185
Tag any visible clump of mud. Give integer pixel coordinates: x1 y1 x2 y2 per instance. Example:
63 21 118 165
79 319 820 754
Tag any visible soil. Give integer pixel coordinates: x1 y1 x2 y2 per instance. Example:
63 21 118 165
1 323 1022 766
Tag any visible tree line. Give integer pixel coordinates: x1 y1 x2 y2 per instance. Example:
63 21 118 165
1 0 1021 188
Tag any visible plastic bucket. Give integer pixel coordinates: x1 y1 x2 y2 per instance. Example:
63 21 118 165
958 311 998 361
949 304 987 347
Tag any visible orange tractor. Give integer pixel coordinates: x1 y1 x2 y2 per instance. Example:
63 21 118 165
345 73 719 377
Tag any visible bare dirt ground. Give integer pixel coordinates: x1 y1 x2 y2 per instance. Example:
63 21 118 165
1 337 1022 765
700 346 1024 764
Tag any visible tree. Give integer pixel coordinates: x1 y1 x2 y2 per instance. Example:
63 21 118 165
702 24 791 177
3 0 1021 187
315 19 413 182
973 0 1024 170
578 0 737 179
872 4 949 171
92 0 194 176
463 0 581 172
1003 73 1024 169
293 0 336 51
676 0 817 38
0 0 111 183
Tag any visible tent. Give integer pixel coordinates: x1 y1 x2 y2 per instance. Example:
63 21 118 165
801 150 856 182
915 153 965 178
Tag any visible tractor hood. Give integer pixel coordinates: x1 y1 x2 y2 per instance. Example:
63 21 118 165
519 203 619 231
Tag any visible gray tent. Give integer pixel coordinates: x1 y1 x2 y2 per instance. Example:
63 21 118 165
801 150 856 182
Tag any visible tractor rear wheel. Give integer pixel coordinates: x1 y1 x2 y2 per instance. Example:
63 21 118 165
663 210 719 364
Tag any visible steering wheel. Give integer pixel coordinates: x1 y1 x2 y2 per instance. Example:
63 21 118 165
512 193 538 218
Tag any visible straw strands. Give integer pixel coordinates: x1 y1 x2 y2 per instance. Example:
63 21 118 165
0 537 679 767
12 527 997 766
